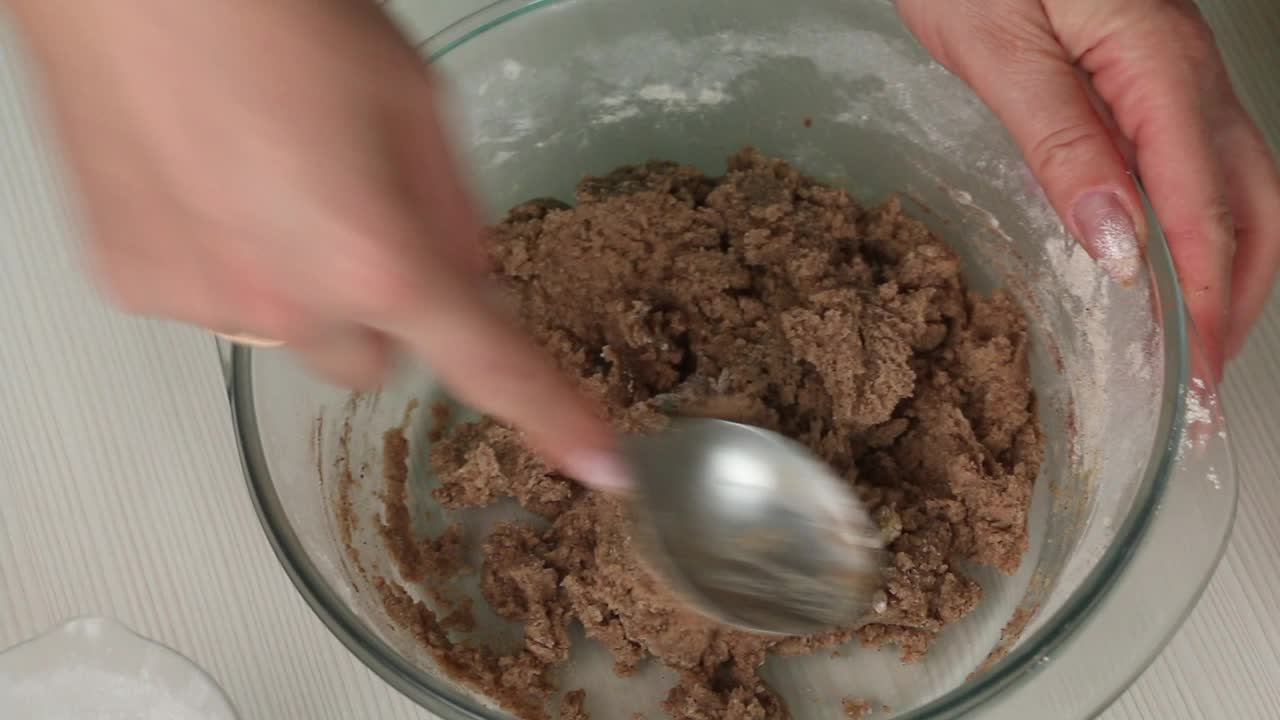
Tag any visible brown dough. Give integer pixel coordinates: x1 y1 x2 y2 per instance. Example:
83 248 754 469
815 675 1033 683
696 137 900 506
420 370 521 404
842 698 873 720
560 690 591 720
375 149 1043 719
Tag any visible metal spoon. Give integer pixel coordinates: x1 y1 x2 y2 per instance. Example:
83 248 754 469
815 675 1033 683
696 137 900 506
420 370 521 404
624 418 885 636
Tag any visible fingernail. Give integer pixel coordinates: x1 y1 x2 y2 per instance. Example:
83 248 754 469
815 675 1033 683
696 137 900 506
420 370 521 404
562 450 632 493
1072 191 1141 285
214 330 286 348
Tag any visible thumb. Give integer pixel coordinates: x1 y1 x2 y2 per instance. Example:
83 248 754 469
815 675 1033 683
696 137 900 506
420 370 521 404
900 2 1147 284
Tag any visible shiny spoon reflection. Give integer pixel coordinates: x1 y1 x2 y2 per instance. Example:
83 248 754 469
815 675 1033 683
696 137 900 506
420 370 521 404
624 418 885 636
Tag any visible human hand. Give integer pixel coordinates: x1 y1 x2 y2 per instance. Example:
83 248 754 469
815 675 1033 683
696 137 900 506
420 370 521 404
897 0 1280 379
8 0 626 489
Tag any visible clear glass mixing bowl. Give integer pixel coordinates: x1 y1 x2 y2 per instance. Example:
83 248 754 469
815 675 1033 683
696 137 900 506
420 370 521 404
227 1 1237 717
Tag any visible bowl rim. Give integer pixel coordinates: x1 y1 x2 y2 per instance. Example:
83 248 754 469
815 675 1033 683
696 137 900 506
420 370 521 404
231 1 1202 717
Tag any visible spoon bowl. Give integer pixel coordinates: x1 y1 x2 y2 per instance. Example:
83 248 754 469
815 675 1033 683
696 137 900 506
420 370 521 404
624 418 885 636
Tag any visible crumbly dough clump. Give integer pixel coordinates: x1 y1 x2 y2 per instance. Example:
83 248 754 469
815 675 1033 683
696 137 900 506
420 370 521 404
843 698 873 720
376 149 1042 719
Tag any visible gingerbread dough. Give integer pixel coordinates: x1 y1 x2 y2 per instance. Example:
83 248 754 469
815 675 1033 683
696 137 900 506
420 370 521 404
371 149 1043 720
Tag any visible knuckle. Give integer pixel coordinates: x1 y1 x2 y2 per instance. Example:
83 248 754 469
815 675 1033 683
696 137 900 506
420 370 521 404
325 209 429 318
1201 200 1236 244
1158 3 1224 81
1163 1 1216 44
239 292 307 341
1028 123 1105 181
962 2 1055 63
348 257 424 317
298 331 392 390
1164 199 1236 251
1205 203 1238 252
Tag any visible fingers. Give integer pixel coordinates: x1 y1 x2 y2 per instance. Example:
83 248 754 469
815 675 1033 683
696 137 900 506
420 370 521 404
1082 10 1237 378
1218 114 1280 359
343 145 627 491
368 80 626 491
368 251 628 491
96 229 396 388
1130 98 1233 379
897 0 1146 285
294 326 394 389
899 0 1269 377
388 71 494 278
35 0 620 481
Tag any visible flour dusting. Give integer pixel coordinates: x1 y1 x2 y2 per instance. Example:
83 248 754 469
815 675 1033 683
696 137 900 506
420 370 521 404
5 666 219 720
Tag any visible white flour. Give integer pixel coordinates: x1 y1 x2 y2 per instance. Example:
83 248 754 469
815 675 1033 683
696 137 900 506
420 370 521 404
4 665 219 720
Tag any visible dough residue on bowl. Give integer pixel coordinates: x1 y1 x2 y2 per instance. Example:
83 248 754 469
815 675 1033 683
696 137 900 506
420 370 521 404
365 149 1043 719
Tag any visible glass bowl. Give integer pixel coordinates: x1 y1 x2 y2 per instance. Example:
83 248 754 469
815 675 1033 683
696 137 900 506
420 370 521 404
228 0 1237 718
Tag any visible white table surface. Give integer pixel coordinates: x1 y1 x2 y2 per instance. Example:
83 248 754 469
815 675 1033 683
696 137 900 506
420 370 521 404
2 2 1278 718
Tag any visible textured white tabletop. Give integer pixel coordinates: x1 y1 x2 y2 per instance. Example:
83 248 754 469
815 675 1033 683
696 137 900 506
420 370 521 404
1 2 1277 718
